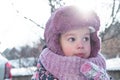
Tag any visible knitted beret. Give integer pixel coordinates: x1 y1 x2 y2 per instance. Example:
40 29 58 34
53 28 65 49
44 6 100 57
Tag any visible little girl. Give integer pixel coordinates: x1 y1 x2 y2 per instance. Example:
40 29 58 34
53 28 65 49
32 5 110 80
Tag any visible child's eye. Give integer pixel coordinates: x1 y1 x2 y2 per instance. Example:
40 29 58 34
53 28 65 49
83 37 90 42
68 37 76 42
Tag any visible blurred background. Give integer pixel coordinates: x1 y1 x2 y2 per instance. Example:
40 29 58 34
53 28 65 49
0 0 120 80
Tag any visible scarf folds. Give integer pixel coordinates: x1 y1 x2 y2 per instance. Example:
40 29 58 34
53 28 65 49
39 48 106 80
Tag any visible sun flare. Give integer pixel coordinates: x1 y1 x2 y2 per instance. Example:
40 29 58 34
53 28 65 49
65 0 97 12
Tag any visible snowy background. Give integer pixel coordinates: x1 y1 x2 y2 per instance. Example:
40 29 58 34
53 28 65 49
0 0 114 52
0 0 120 79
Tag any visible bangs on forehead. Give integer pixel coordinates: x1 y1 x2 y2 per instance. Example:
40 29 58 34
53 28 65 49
60 26 94 36
59 25 96 35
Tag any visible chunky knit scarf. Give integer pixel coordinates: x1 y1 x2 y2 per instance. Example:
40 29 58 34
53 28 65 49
39 48 107 80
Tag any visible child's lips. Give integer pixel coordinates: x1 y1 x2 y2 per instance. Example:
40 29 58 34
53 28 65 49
74 53 84 57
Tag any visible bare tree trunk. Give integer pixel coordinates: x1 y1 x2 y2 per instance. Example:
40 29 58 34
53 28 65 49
48 0 65 14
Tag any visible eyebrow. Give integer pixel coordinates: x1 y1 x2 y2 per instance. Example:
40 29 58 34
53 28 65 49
64 33 75 37
63 32 90 37
85 33 90 35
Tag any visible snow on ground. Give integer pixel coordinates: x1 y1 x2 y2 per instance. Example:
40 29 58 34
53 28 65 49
106 57 120 71
9 57 36 68
11 67 36 76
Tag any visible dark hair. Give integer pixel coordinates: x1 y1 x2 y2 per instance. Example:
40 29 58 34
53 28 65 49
42 45 47 50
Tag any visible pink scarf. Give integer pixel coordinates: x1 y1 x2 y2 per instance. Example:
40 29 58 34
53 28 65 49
39 48 106 80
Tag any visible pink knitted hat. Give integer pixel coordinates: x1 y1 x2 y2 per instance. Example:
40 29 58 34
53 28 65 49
44 6 100 57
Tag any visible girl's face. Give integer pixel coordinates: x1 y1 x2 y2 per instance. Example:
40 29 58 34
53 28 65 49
60 27 91 58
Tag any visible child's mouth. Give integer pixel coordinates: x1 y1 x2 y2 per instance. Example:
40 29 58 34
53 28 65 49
74 53 84 57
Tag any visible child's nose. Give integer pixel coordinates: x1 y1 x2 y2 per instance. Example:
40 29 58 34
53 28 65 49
77 41 84 49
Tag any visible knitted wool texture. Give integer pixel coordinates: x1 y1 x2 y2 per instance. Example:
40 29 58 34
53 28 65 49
40 48 106 80
44 6 100 57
